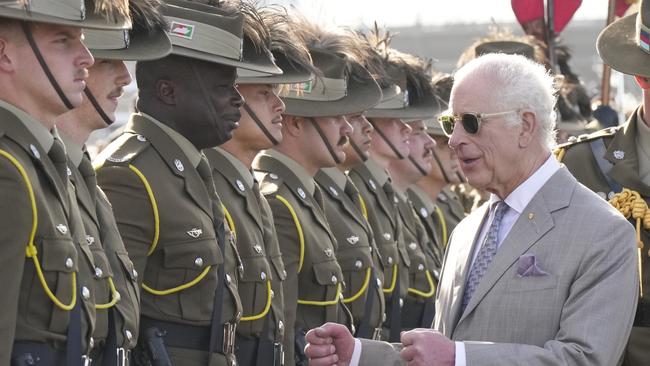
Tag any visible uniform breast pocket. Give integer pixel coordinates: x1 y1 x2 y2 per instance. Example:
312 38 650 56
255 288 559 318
153 238 223 321
90 248 115 306
38 237 78 333
238 255 273 334
311 259 344 299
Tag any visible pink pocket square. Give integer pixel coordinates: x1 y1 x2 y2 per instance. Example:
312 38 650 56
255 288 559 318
517 254 550 277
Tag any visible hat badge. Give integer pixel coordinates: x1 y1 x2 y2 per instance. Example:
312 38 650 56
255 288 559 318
187 228 203 238
56 224 68 234
236 180 245 192
347 235 359 245
613 150 625 160
174 159 184 172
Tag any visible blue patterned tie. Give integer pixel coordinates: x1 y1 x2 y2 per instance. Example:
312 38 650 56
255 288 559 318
461 201 509 311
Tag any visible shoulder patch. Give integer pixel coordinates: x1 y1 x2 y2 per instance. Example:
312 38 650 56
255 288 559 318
94 133 150 168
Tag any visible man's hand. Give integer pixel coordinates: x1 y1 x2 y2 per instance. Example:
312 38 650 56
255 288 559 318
400 328 455 366
304 322 355 366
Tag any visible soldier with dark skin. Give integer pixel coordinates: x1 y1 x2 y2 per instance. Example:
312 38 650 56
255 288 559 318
94 1 282 365
253 22 382 365
203 8 317 366
0 1 129 364
54 2 171 363
556 1 650 363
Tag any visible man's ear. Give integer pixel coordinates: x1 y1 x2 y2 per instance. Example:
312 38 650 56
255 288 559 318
635 75 650 90
282 115 305 137
0 37 17 73
156 79 176 105
519 111 538 148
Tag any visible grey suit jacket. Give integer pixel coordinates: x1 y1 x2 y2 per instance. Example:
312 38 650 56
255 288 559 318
358 167 638 365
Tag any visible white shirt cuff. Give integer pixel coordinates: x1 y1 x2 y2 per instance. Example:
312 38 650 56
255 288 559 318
455 341 466 366
349 338 362 366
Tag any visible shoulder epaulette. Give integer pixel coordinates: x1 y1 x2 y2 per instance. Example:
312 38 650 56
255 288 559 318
556 126 619 150
257 171 283 196
94 133 151 169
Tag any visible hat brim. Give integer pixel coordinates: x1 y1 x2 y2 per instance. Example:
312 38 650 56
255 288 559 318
0 8 130 30
365 95 440 119
237 53 312 84
282 71 382 117
172 45 283 74
90 30 172 61
597 13 650 78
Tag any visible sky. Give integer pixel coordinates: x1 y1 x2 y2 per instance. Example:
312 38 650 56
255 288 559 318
266 0 614 27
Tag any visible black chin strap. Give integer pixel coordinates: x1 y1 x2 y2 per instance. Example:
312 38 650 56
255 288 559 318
349 138 368 162
21 22 74 110
84 87 114 126
307 117 342 165
408 155 428 177
431 147 451 184
368 119 405 160
243 103 279 146
190 63 231 145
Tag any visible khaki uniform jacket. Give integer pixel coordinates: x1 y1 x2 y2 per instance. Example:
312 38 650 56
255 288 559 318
0 104 96 362
315 168 385 336
348 162 410 302
558 107 650 366
407 187 444 272
95 114 242 365
68 148 140 352
204 148 286 346
435 187 465 245
253 152 347 364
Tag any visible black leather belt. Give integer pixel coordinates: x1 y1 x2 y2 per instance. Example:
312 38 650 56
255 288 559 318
140 316 236 355
634 301 650 327
12 342 66 366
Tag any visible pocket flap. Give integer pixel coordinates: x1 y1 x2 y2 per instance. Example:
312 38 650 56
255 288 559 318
163 239 223 269
239 255 272 283
117 252 138 282
90 249 114 278
270 255 286 280
312 259 343 286
336 247 372 273
41 237 78 273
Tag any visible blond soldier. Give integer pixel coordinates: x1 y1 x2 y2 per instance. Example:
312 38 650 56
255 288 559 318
252 25 382 363
314 30 391 341
55 1 171 363
94 0 281 364
203 8 317 366
348 42 439 341
0 1 129 364
555 2 650 363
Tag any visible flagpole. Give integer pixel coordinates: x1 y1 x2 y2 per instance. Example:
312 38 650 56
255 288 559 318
600 0 618 106
546 0 557 74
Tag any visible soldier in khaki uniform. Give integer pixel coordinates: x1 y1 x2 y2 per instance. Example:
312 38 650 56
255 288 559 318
253 28 382 363
555 2 650 363
314 31 390 341
94 1 282 365
0 2 130 365
388 116 440 331
54 2 171 364
203 9 316 366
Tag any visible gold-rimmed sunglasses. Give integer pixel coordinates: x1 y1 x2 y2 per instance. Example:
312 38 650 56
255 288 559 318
437 110 519 137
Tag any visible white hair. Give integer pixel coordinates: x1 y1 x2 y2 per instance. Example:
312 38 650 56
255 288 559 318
451 53 558 149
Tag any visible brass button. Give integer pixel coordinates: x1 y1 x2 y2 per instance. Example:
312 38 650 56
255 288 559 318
399 298 404 307
194 257 204 267
278 320 284 330
226 274 232 285
387 256 393 265
115 291 121 301
409 242 417 250
354 260 363 269
331 275 338 284
89 337 94 349
270 290 275 299
94 267 103 278
82 286 91 300
417 264 425 271
65 257 74 269
125 330 133 341
376 278 382 288
261 271 267 281
132 269 138 280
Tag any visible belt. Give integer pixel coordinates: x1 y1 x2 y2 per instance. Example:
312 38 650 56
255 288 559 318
140 316 236 356
12 342 66 366
634 301 650 327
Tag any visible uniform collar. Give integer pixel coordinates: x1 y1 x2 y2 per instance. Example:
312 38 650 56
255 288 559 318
408 185 436 213
60 132 84 168
266 148 315 196
140 113 202 168
0 99 54 152
364 158 390 186
214 147 254 188
319 167 347 190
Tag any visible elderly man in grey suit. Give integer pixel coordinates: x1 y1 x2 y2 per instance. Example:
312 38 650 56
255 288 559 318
304 53 638 366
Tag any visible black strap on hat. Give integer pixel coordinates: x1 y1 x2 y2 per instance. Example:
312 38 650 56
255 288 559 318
407 154 428 177
84 87 115 126
20 22 74 110
191 63 231 145
307 117 342 165
430 148 451 184
368 119 405 160
242 103 279 146
348 138 368 163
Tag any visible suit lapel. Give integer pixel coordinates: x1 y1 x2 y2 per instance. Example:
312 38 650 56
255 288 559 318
455 169 573 329
126 116 213 218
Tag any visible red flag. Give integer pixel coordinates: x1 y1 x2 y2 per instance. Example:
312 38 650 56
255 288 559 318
512 0 583 34
615 0 638 17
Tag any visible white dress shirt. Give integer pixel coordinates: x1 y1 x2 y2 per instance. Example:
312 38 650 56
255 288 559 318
349 154 561 366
